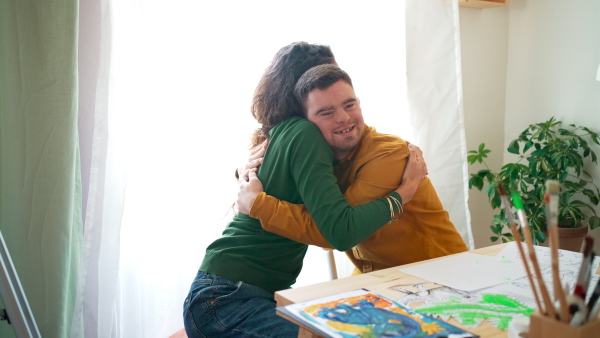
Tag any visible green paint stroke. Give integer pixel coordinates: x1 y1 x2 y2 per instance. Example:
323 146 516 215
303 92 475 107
414 293 534 330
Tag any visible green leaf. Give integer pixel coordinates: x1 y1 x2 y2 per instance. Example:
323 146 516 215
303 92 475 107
582 189 599 205
589 216 600 230
490 223 501 234
558 128 571 136
477 169 491 177
469 175 483 190
569 200 596 213
507 140 520 154
588 130 600 144
563 180 579 190
583 148 590 158
490 190 502 209
467 143 492 164
530 148 549 157
533 229 547 244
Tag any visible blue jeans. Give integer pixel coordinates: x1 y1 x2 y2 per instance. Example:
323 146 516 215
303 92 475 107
183 271 299 337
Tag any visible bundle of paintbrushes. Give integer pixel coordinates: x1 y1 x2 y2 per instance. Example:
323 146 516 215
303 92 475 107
498 181 600 336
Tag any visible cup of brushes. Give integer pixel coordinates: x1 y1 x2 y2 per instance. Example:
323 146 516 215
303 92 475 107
504 181 600 337
530 236 600 338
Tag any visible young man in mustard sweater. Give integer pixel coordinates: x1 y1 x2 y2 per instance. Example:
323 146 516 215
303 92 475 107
238 64 467 274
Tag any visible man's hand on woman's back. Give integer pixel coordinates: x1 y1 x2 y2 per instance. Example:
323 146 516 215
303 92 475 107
237 169 263 215
236 139 268 181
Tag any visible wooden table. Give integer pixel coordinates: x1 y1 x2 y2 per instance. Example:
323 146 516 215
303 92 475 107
275 243 510 338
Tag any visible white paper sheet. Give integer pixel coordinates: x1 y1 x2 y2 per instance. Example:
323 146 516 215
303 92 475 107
487 242 600 303
399 251 528 292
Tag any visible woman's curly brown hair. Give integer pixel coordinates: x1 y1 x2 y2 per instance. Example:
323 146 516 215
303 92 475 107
250 42 335 147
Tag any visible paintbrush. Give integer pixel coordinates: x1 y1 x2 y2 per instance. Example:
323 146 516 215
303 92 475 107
511 189 557 319
498 183 545 314
545 180 570 322
587 278 600 321
574 237 594 299
568 248 594 325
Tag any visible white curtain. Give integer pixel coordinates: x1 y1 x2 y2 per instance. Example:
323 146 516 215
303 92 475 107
406 2 474 249
74 1 471 337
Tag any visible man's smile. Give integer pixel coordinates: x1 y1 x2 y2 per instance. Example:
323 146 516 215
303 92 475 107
335 125 355 135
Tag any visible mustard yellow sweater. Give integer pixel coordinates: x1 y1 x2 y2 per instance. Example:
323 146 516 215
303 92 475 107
250 126 467 273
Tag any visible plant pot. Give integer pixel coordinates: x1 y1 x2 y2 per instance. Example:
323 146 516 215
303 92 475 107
557 227 588 252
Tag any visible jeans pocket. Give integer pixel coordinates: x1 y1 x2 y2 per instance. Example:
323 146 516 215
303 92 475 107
185 272 214 307
211 281 243 303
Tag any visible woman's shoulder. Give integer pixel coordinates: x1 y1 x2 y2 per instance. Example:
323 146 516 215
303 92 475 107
278 116 317 129
271 116 322 139
268 117 331 158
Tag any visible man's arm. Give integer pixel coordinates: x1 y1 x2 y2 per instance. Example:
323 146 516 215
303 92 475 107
250 193 333 248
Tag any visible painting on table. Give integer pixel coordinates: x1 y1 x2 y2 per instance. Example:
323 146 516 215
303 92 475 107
277 289 478 338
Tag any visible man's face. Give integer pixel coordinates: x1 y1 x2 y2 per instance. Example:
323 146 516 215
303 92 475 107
304 80 365 160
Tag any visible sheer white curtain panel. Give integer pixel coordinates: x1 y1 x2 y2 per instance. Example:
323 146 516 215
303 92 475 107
406 1 474 249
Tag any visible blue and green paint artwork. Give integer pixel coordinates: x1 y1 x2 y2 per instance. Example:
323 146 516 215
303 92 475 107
397 287 534 330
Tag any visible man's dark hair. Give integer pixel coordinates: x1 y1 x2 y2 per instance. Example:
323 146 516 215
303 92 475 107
293 64 353 115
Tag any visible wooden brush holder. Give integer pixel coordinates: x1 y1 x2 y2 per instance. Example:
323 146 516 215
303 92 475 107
528 312 600 338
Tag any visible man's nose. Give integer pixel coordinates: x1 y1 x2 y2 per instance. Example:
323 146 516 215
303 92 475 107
335 109 351 123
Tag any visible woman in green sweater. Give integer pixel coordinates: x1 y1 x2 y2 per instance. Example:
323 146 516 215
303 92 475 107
183 42 423 337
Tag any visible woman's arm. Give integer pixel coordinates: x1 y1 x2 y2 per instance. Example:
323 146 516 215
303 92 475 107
237 135 426 249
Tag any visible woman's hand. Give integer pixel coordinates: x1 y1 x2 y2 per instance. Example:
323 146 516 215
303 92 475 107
394 142 428 204
236 139 268 181
405 141 428 179
237 169 264 215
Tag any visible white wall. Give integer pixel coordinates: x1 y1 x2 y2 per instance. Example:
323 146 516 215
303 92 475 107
505 0 600 252
460 0 600 252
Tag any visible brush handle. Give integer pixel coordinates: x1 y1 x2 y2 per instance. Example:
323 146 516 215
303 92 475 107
586 279 600 322
511 225 545 314
513 191 558 319
590 299 600 321
545 189 570 322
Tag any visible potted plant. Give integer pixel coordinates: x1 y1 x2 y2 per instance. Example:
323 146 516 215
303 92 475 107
467 117 600 250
